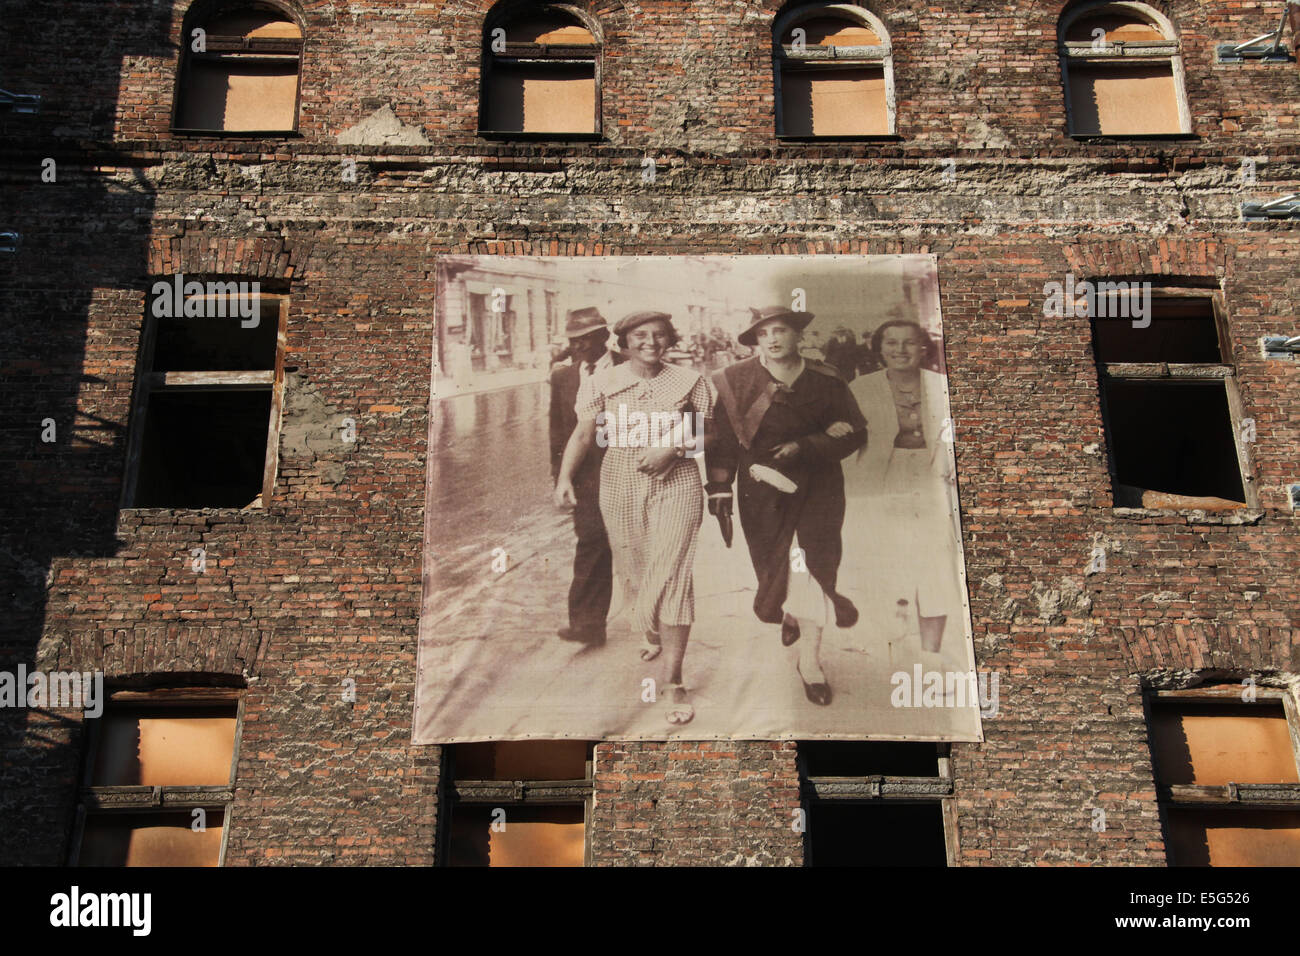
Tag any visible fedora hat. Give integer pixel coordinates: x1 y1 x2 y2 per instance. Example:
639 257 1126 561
737 306 814 347
564 307 608 340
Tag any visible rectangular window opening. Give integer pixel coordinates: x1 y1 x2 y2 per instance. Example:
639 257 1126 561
441 741 593 868
1149 692 1300 867
1091 296 1222 364
781 65 888 137
485 62 596 133
1069 61 1181 135
1103 379 1245 505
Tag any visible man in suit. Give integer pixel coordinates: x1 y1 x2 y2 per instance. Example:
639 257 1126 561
550 307 622 646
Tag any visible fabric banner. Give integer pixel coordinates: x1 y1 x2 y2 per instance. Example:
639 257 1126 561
414 256 983 742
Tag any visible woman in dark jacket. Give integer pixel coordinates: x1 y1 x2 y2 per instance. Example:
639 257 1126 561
705 307 867 705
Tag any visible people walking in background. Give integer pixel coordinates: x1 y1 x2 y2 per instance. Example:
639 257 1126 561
706 306 867 706
554 311 714 726
822 327 860 382
549 307 622 647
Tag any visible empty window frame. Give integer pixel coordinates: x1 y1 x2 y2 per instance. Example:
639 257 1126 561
1147 687 1300 867
798 742 957 866
1059 2 1190 137
173 1 304 134
1091 291 1256 510
123 283 287 509
775 3 895 138
70 689 242 867
440 741 593 866
479 5 601 137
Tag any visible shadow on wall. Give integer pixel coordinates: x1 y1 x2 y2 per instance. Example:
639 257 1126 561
0 0 171 864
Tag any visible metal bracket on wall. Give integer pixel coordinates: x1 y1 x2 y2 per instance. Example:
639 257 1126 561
1217 0 1300 61
0 88 41 113
1242 194 1300 220
1262 336 1300 359
0 232 20 253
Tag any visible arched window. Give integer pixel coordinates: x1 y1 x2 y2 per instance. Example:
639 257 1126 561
480 5 600 136
774 3 894 138
1059 2 1190 136
174 2 303 133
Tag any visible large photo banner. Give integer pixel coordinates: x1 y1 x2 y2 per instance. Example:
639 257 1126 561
414 256 982 742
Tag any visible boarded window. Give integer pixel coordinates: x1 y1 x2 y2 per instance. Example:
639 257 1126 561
1150 695 1300 867
454 740 589 780
79 811 227 867
176 5 303 132
1151 701 1299 787
484 63 596 134
442 742 593 867
481 12 598 135
781 67 888 137
776 9 893 138
1061 7 1184 136
1068 62 1181 135
1064 13 1165 43
447 804 585 867
1165 809 1300 867
1091 296 1221 364
76 693 241 867
784 17 881 47
92 708 238 787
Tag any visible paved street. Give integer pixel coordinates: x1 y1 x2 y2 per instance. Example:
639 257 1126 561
416 379 982 742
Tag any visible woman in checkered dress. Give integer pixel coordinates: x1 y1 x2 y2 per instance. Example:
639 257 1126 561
554 312 713 726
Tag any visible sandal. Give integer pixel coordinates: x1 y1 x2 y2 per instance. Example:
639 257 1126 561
663 683 694 725
640 630 662 662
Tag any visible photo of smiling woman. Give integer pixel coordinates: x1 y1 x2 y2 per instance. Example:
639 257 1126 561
554 311 714 726
841 319 966 655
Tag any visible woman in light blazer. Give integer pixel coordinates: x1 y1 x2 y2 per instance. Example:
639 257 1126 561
839 320 965 652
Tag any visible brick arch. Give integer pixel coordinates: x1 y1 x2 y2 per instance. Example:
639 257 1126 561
46 625 269 680
1116 622 1300 674
1063 238 1228 280
147 236 304 281
443 0 639 33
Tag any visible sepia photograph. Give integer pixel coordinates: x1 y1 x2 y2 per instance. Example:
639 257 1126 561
414 255 981 742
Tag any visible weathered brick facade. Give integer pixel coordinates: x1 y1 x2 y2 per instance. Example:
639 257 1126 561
2 0 1297 866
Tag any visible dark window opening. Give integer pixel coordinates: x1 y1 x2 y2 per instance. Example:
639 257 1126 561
452 739 589 780
135 390 272 508
801 741 939 777
151 303 279 372
808 802 948 867
1103 379 1244 504
1091 296 1222 364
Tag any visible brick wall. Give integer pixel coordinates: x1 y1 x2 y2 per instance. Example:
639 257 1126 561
1 0 1297 865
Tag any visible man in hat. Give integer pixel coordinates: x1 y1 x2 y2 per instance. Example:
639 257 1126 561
550 307 623 646
705 306 867 705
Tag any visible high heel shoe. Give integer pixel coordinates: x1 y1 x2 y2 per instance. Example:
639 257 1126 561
796 660 832 706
